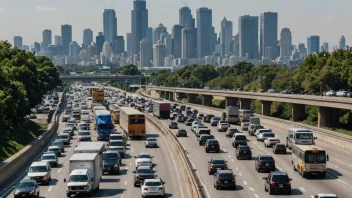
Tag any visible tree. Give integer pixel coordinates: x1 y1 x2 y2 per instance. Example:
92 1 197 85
118 64 141 75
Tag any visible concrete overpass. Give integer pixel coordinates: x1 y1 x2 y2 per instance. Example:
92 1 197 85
146 86 352 128
59 75 145 84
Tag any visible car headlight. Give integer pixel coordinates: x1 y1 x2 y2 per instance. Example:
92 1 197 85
30 190 35 194
114 165 119 168
84 186 89 190
44 175 48 179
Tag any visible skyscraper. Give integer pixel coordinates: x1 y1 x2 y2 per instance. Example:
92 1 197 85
126 33 132 56
179 6 196 58
172 25 183 58
146 27 153 61
14 36 23 49
322 42 329 52
239 15 259 59
307 35 320 55
103 9 117 45
153 24 167 44
61 24 72 56
42 29 52 51
140 38 150 67
54 35 62 45
220 17 233 57
32 42 40 53
86 43 97 58
298 43 306 55
102 41 113 58
339 36 346 49
83 29 93 48
131 0 148 55
69 41 79 58
279 28 292 59
165 34 173 56
96 35 105 57
182 27 192 58
113 36 125 55
153 41 166 66
197 7 213 58
260 12 278 60
233 34 239 57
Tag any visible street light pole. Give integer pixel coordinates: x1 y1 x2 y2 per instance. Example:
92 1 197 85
289 64 292 91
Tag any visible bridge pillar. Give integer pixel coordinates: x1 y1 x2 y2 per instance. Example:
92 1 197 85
261 101 272 116
239 99 251 110
188 94 197 104
168 92 174 101
318 107 340 128
160 91 166 99
292 104 306 121
225 97 238 107
202 95 213 107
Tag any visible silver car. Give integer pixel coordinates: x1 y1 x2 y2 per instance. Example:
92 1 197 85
56 133 70 145
108 140 126 158
78 130 91 141
41 153 58 167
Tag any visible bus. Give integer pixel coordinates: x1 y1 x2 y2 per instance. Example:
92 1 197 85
92 88 104 103
95 110 114 140
111 108 120 124
119 107 146 138
292 145 329 178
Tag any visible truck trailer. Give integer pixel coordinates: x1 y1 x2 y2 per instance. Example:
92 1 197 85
153 101 170 119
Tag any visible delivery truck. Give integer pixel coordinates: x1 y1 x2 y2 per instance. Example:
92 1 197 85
153 101 170 119
66 153 102 197
225 106 240 125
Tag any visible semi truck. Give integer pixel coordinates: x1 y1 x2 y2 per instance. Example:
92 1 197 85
95 110 114 140
225 106 240 125
153 101 170 119
65 153 101 197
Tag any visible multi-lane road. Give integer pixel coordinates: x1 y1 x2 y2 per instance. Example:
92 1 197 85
2 92 189 198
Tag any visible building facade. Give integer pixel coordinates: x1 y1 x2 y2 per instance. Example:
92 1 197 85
239 15 258 59
197 7 213 58
260 12 278 60
131 0 148 55
61 24 72 55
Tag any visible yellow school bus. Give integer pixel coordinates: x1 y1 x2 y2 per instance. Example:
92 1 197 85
119 107 146 138
92 88 104 102
111 109 120 124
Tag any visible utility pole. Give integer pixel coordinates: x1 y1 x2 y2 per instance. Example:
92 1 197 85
260 67 263 90
289 64 292 91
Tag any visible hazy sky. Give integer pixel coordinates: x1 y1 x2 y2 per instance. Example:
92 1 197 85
0 0 351 47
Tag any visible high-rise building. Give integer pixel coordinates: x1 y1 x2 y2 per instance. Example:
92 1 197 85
279 28 292 59
239 15 259 59
153 41 166 66
96 35 105 57
103 9 117 45
322 42 329 52
98 32 104 36
54 35 62 45
140 38 150 67
14 36 23 49
102 41 113 58
22 45 30 51
61 24 72 55
260 12 278 60
83 29 93 48
153 24 167 44
180 6 197 58
307 35 320 55
233 34 239 57
339 36 346 49
172 24 183 58
197 7 213 58
298 43 306 55
220 17 233 57
49 45 62 58
32 42 41 53
165 34 173 56
86 43 97 58
131 0 148 55
146 27 153 61
113 36 125 55
126 33 132 56
182 27 192 58
69 41 79 58
42 29 52 51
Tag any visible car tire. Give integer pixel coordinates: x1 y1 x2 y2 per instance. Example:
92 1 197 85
37 192 39 198
67 193 71 197
205 149 209 153
216 185 220 190
134 183 137 187
269 187 273 195
264 185 268 192
287 190 291 195
236 156 239 159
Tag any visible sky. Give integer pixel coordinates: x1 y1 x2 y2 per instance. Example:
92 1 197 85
0 0 351 48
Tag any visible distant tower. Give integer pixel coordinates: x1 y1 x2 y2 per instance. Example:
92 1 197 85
260 12 278 60
131 0 149 55
279 28 292 59
197 7 213 57
103 9 117 45
153 41 166 66
140 38 150 67
14 36 23 49
307 35 320 54
83 29 94 48
182 27 192 58
220 17 233 57
42 29 52 51
238 15 258 59
61 24 72 55
339 36 346 49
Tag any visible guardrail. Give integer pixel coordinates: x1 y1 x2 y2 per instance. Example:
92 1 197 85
144 113 206 198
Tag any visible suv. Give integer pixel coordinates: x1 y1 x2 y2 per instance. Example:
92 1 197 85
273 144 286 154
205 139 220 153
248 124 264 136
217 120 229 132
207 158 228 175
236 145 252 160
203 114 214 122
263 172 292 195
226 128 240 138
103 151 121 175
213 169 236 190
169 122 178 129
198 135 214 146
255 155 276 172
232 134 247 148
210 117 221 126
132 166 156 187
241 122 249 131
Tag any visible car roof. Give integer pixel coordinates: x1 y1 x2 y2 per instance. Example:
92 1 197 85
144 178 162 183
316 194 337 197
137 166 152 170
110 134 123 137
271 172 288 176
216 169 233 174
48 146 60 148
104 150 119 154
110 140 123 142
42 153 56 157
259 154 273 157
20 179 36 183
31 161 48 166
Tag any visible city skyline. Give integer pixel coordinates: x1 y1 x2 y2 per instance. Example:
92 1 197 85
0 0 350 47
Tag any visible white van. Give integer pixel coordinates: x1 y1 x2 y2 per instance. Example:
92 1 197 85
27 161 52 185
286 128 315 149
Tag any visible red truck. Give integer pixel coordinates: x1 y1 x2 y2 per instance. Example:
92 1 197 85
153 101 171 119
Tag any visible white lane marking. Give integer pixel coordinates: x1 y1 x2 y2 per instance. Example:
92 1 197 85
236 167 239 171
48 186 53 192
125 167 129 170
244 181 247 185
311 196 314 198
337 179 349 186
300 187 306 192
231 159 234 162
335 165 338 168
222 148 227 152
121 194 124 198
255 194 259 198
239 173 242 176
228 155 231 158
66 161 69 163
68 147 72 152
277 166 282 171
129 162 131 166
249 187 254 191
124 181 127 185
349 164 352 168
58 168 62 173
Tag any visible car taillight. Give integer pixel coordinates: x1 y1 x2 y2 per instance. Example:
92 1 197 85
224 165 228 169
210 166 214 168
159 187 164 190
270 182 275 186
273 160 275 163
137 162 140 165
258 161 262 164
287 181 291 185
232 178 236 182
143 188 148 191
217 178 221 181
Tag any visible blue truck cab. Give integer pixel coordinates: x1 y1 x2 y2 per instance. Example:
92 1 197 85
95 110 114 140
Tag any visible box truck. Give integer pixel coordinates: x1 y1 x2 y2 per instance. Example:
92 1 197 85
153 101 170 119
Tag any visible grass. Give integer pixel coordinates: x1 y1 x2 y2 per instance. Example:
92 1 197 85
212 99 224 108
0 120 45 162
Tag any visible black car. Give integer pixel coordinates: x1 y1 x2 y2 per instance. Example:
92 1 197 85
199 135 215 146
205 139 220 153
169 122 178 129
176 129 187 137
203 114 215 122
263 172 292 195
185 118 195 126
225 128 240 137
14 179 40 198
273 144 287 154
255 155 276 172
208 159 228 175
133 166 156 187
177 115 184 122
213 169 236 190
236 145 252 160
102 151 121 175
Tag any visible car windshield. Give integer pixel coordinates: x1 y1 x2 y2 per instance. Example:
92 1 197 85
147 138 157 142
137 169 153 174
229 129 238 132
110 141 124 146
97 124 114 129
29 166 47 172
67 123 74 127
178 129 186 133
138 154 151 158
69 175 88 182
103 153 119 160
276 144 285 148
49 147 59 151
296 133 313 139
207 140 218 145
212 160 225 164
236 136 247 140
145 181 162 186
52 142 61 146
239 146 250 150
260 156 274 161
213 117 221 121
42 155 56 160
110 136 123 140
271 175 290 183
78 132 90 136
58 135 68 139
264 133 275 137
18 182 35 188
218 173 233 179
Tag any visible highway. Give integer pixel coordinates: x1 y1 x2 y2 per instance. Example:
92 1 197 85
3 92 189 198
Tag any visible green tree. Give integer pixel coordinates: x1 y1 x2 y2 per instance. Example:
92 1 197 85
118 64 141 75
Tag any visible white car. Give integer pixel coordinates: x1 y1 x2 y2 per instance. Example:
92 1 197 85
257 132 275 142
337 89 348 97
264 138 280 147
313 194 338 198
135 158 153 168
141 178 165 198
255 128 272 137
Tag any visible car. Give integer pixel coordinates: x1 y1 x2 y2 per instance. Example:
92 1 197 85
47 146 61 157
185 118 195 126
255 128 272 137
41 153 58 167
264 137 280 147
197 113 204 120
263 172 292 195
62 115 71 122
140 178 165 198
207 158 228 175
191 121 202 132
255 155 276 172
232 134 247 148
110 133 127 144
217 120 229 132
225 128 240 137
145 138 158 148
313 194 338 198
176 129 187 137
27 161 51 185
79 122 90 129
77 130 91 141
51 140 64 152
62 127 74 136
236 145 252 160
56 133 70 145
65 123 76 132
205 139 220 153
67 118 77 126
272 143 287 154
13 179 40 198
169 122 178 129
108 140 126 158
249 124 264 136
241 122 249 131
213 169 236 190
133 166 156 187
325 90 336 96
203 114 215 122
135 158 153 168
210 116 221 126
65 109 72 115
257 132 275 142
37 106 50 113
